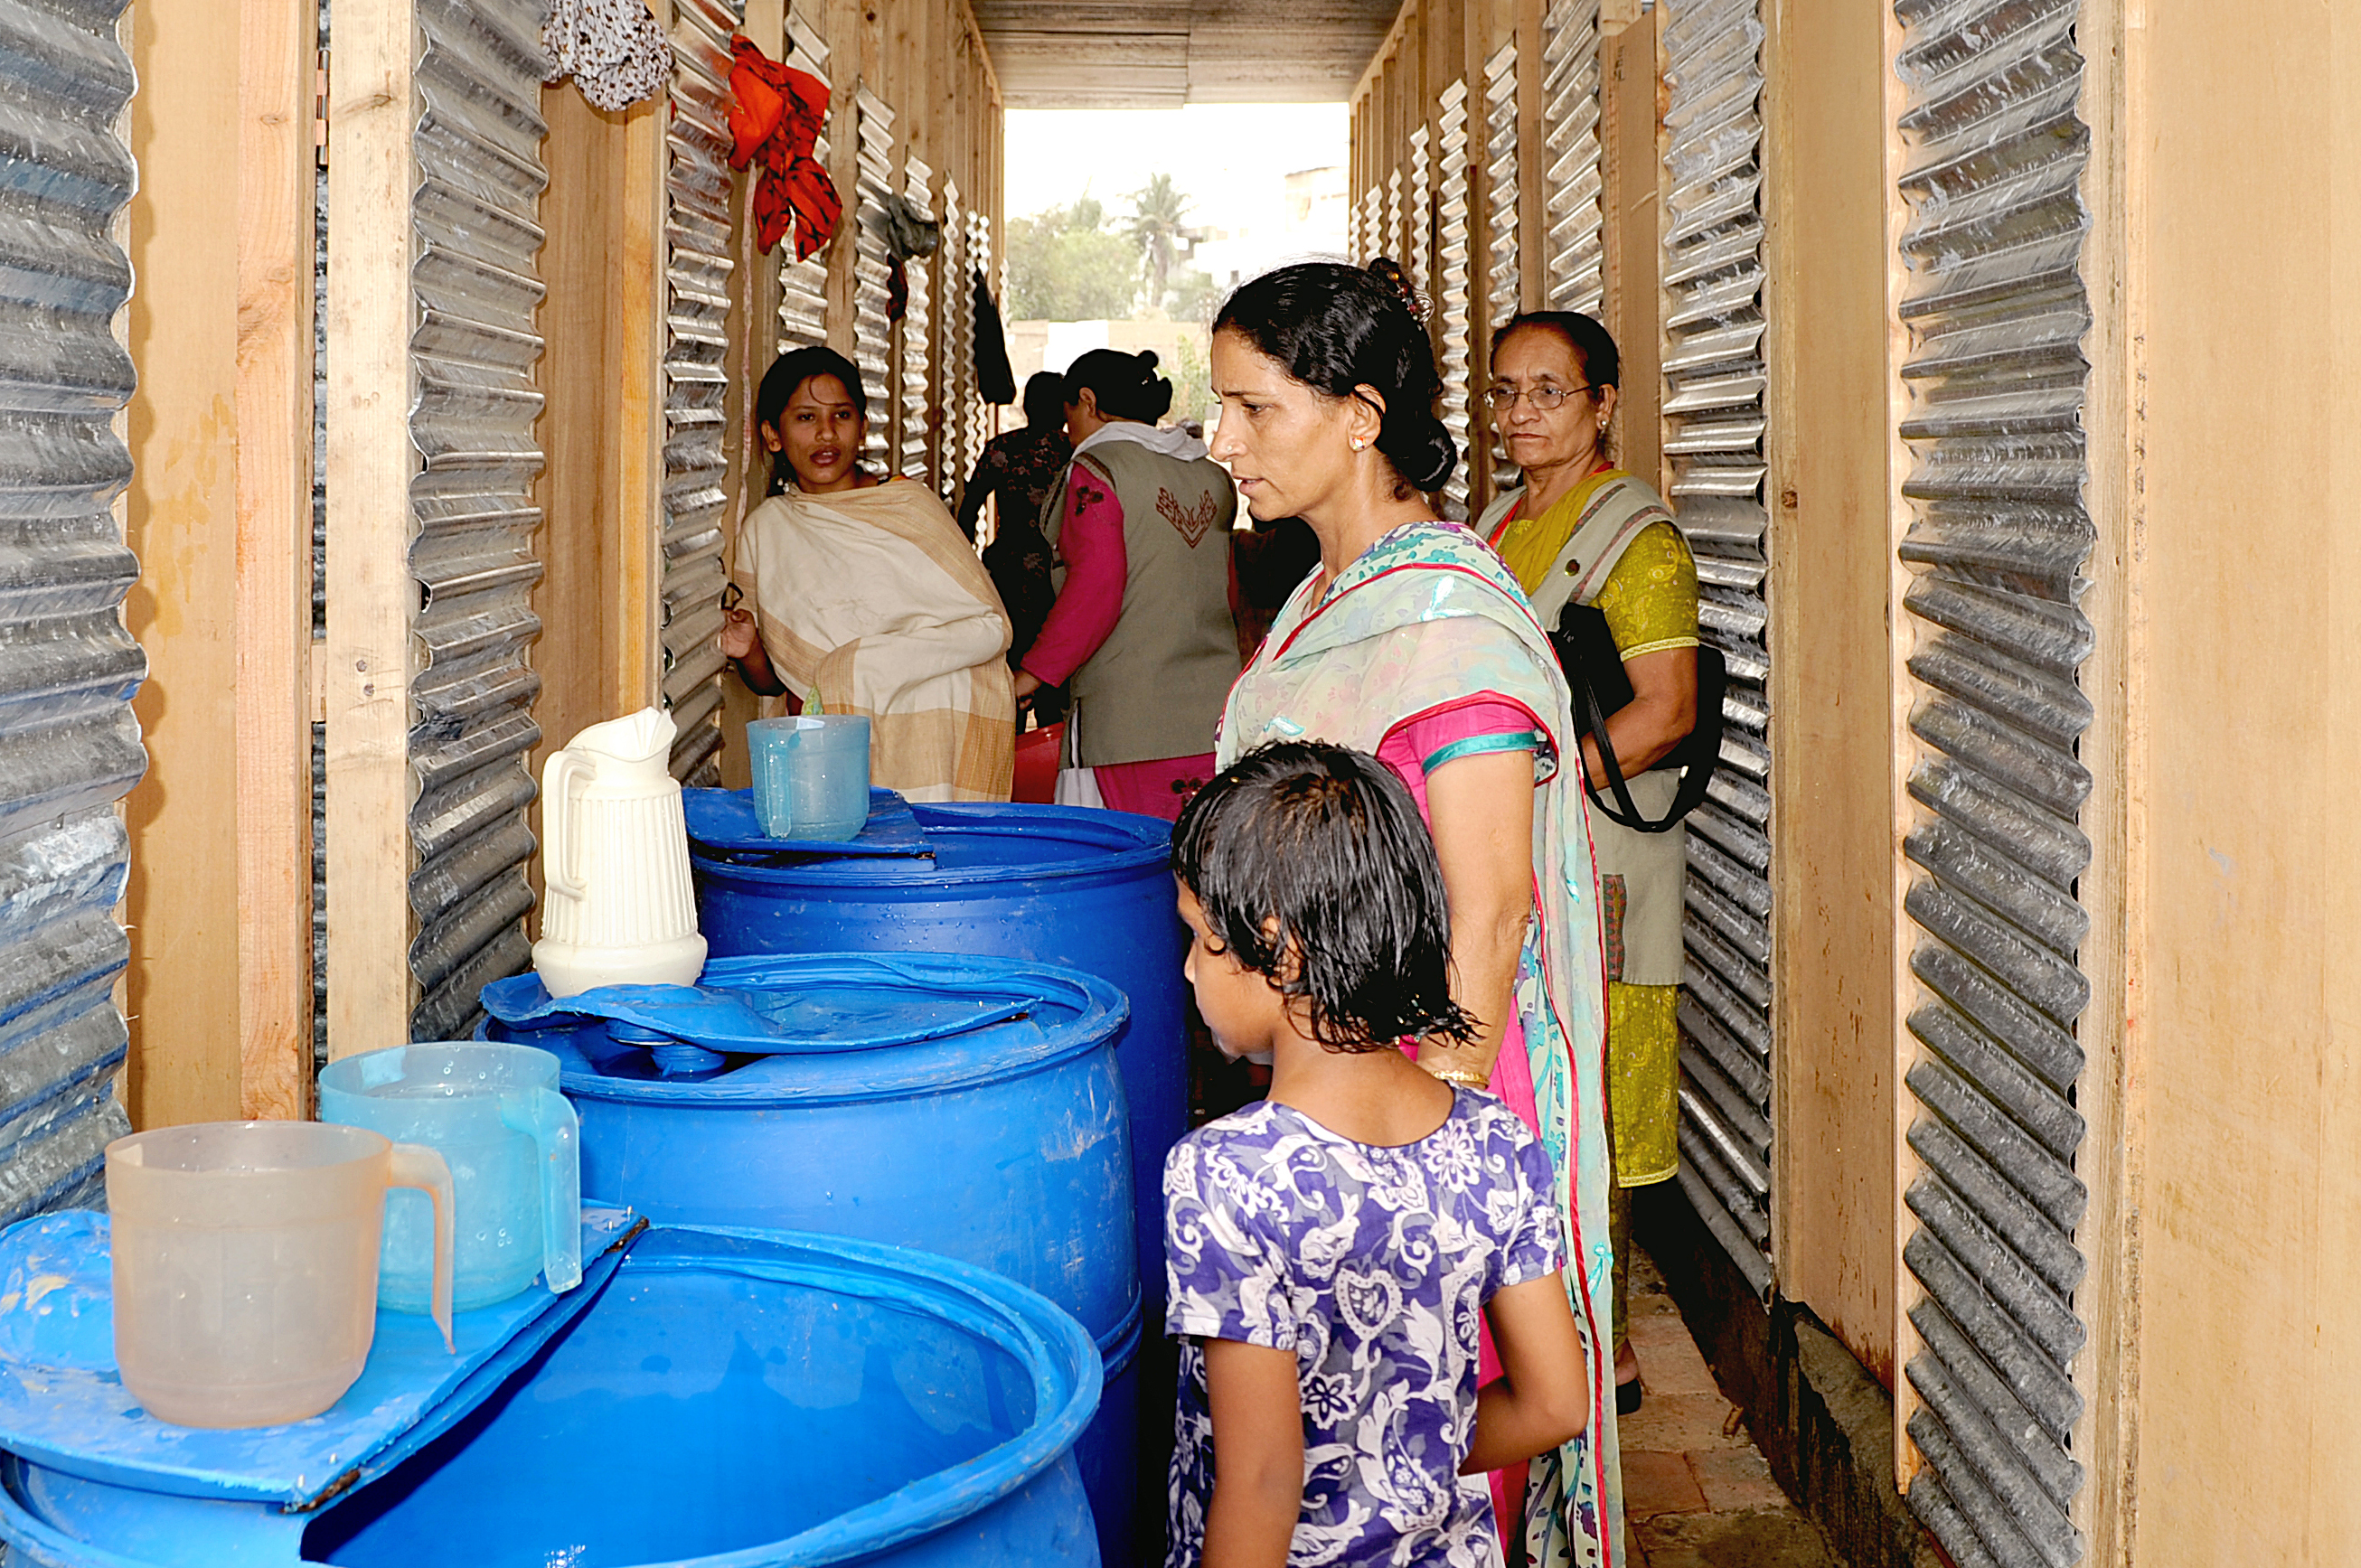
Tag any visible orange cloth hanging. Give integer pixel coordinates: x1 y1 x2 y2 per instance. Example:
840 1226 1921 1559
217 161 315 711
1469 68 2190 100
726 35 842 260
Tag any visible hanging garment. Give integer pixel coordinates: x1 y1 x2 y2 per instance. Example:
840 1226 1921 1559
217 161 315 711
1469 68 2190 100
542 0 673 112
973 268 1015 405
726 35 842 260
875 192 942 261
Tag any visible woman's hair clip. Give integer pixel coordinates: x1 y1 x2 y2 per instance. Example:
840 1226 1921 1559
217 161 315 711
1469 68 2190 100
1365 258 1430 324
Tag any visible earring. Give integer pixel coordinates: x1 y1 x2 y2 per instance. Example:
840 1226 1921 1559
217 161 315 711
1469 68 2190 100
1350 438 1368 452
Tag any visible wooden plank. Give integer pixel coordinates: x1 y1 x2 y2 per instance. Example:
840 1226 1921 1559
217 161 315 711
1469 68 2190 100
613 92 667 714
2097 3 2361 1561
1514 0 1543 312
234 0 318 1118
324 0 421 1059
1759 0 1898 1385
1879 0 1923 1488
531 89 632 849
1599 8 1660 488
123 0 249 1125
2063 0 2137 1550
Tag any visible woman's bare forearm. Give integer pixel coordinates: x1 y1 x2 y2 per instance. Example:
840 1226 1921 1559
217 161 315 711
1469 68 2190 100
1420 747 1538 1084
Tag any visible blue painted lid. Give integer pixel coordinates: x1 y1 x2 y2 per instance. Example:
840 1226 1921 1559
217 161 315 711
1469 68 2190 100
0 1209 642 1507
682 785 932 859
691 801 1171 889
485 952 1128 1105
0 1223 1102 1566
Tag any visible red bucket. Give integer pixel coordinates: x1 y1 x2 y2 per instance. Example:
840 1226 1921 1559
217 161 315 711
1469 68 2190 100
1012 721 1063 804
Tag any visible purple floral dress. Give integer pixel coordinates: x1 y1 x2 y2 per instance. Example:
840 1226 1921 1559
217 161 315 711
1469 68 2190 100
1164 1091 1567 1567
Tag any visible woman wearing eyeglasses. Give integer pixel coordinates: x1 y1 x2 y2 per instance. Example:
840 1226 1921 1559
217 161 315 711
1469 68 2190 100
1472 311 1698 1419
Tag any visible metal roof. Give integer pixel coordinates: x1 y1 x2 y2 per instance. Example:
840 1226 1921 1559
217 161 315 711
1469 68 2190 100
971 0 1403 107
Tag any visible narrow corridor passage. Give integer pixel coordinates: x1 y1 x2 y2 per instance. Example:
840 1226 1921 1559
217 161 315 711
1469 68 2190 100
1621 1246 1840 1568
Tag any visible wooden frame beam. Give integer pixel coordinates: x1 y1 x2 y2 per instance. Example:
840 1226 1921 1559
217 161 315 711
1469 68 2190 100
235 0 319 1115
323 0 420 1060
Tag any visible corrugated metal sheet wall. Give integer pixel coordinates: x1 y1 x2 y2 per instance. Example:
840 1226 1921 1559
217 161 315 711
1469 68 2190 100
0 0 143 1216
659 0 744 787
964 208 992 479
1435 80 1472 519
1892 0 2093 1562
1540 0 1603 314
776 11 829 352
1482 40 1519 493
939 179 973 507
1661 0 1774 1300
898 156 931 484
1406 127 1429 303
402 0 550 1042
851 88 892 470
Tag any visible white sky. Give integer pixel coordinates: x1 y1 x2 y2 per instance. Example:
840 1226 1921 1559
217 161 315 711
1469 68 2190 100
1003 104 1350 229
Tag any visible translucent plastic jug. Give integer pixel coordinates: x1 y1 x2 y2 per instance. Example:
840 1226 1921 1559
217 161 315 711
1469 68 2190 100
319 1042 581 1314
106 1122 453 1430
749 714 871 841
534 707 708 997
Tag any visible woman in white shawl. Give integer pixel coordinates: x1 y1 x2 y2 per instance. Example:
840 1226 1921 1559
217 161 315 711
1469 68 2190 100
720 347 1015 802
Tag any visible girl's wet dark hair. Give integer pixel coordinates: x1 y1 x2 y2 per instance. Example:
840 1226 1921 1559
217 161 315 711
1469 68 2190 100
1491 309 1621 390
1021 370 1068 428
1173 740 1480 1053
1212 258 1458 495
757 346 868 495
1063 349 1173 424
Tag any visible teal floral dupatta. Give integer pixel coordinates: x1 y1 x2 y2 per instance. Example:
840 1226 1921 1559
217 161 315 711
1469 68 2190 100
1216 520 1623 1568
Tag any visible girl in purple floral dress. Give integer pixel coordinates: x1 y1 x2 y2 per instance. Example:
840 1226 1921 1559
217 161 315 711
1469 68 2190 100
1165 741 1592 1567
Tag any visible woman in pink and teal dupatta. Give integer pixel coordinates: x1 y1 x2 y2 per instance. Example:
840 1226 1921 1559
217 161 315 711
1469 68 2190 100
1205 261 1621 1568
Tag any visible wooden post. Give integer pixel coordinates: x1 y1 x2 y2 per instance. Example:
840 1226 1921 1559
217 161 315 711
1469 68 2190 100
125 0 253 1125
1600 8 1661 492
1515 0 1544 311
531 89 664 866
234 0 320 1117
615 92 668 715
1758 0 1901 1380
322 0 419 1060
2058 0 2137 1551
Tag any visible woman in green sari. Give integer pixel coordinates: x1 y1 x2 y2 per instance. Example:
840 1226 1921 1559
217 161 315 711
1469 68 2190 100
1472 312 1699 1416
1208 262 1623 1568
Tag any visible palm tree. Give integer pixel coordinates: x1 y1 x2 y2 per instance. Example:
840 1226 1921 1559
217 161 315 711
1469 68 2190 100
1124 174 1191 312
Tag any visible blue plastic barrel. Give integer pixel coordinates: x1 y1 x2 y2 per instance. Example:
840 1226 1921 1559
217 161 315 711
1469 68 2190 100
691 803 1188 1325
0 1224 1103 1566
485 952 1142 1567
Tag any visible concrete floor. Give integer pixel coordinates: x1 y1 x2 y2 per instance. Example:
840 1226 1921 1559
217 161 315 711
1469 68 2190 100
1620 1244 1842 1568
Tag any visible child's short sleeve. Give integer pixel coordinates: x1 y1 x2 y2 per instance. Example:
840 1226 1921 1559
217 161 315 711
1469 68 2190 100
1162 1135 1301 1351
1497 1125 1570 1291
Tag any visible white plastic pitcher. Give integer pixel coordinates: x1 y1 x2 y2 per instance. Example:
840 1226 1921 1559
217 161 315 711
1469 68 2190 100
107 1122 454 1430
532 708 708 999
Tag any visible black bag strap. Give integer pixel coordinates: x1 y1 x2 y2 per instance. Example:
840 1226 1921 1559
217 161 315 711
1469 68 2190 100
1560 628 1726 834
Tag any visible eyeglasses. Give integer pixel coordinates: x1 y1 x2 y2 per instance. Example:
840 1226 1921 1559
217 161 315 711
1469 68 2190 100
1483 383 1595 412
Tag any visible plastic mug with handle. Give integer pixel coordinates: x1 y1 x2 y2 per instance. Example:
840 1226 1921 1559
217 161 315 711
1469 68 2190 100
106 1122 454 1430
320 1041 581 1313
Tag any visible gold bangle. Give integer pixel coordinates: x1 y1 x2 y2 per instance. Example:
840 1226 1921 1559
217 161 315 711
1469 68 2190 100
1424 1064 1490 1092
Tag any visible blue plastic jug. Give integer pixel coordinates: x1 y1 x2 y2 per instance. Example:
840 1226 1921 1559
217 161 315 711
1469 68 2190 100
748 714 871 840
318 1043 581 1313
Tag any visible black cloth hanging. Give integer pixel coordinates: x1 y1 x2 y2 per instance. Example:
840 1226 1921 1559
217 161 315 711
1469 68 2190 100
973 268 1016 406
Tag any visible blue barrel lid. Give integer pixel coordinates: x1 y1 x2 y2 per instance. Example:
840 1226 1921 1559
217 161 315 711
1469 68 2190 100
682 786 931 859
692 801 1171 891
0 1222 1103 1568
486 952 1130 1107
0 1209 642 1507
